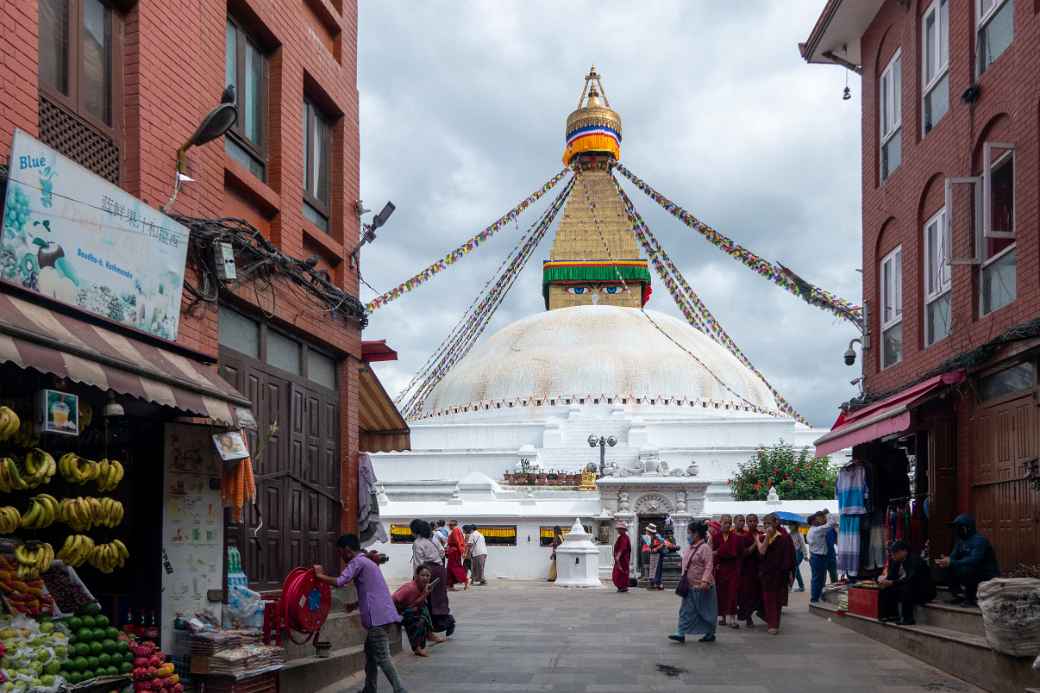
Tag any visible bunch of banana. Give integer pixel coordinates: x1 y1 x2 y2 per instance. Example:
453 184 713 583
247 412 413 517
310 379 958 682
0 406 20 442
23 448 56 488
58 453 100 485
88 540 128 574
14 542 54 580
10 419 39 448
56 534 95 568
0 457 28 493
95 458 125 492
19 494 59 530
59 497 100 532
95 497 124 528
0 506 21 534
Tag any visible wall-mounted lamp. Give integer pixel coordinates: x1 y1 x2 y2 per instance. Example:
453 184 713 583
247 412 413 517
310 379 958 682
163 86 239 211
349 201 396 265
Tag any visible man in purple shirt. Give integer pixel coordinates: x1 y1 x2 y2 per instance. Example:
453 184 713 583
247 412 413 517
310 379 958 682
314 534 407 693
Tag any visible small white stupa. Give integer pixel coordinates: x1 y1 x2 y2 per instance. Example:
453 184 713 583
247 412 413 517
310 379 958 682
554 518 602 588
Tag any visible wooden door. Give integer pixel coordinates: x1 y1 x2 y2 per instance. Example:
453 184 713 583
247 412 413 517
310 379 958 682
972 391 1040 569
219 349 340 590
926 418 957 560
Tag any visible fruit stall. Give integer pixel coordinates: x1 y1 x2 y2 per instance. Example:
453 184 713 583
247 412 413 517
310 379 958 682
0 359 193 691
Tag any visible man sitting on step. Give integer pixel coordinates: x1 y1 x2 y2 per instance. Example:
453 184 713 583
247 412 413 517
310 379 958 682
935 514 1000 607
878 540 935 625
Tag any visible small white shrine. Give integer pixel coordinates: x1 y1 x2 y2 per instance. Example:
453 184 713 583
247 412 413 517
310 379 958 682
554 518 602 588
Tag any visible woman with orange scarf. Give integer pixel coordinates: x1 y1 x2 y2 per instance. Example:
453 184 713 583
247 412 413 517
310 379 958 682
445 520 469 590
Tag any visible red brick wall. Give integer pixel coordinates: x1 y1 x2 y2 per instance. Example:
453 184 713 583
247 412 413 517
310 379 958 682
0 0 363 529
859 0 1040 396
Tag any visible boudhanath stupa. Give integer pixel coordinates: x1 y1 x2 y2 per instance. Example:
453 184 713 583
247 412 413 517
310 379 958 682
372 69 843 582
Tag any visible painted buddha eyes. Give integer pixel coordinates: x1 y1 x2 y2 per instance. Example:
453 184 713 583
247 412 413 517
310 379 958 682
565 285 627 295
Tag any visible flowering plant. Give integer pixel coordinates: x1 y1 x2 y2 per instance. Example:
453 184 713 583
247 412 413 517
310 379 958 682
729 441 837 501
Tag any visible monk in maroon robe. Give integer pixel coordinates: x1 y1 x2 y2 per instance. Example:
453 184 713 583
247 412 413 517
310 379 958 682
737 513 763 627
714 514 742 627
756 513 796 634
612 522 631 592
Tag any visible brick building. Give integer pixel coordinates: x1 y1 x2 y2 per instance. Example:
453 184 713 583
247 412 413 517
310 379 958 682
804 0 1038 571
0 0 407 592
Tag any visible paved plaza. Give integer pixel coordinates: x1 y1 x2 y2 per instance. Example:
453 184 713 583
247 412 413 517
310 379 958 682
337 578 981 693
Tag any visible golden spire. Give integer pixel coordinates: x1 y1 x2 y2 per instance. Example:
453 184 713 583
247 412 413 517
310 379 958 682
544 69 649 311
563 67 622 166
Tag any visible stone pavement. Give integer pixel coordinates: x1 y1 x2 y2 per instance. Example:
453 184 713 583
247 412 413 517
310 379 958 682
334 579 982 693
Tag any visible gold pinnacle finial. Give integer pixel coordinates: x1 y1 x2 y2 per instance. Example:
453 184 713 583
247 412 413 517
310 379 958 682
564 67 622 165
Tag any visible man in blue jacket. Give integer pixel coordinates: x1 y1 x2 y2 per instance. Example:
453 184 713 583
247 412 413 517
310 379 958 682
935 514 1000 606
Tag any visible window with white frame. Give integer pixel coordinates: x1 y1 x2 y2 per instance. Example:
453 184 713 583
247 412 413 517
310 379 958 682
977 0 1013 75
922 0 949 134
981 143 1015 314
881 247 903 368
879 52 902 181
923 209 951 346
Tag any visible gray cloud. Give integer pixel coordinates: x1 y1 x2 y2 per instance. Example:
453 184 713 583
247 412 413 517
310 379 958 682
358 1 862 428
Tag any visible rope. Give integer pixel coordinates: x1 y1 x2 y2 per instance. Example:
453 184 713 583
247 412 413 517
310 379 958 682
365 169 571 312
614 163 863 328
610 173 808 424
573 166 783 418
399 177 576 420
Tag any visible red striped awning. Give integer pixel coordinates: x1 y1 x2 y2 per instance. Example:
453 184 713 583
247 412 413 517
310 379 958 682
0 292 251 426
814 370 965 457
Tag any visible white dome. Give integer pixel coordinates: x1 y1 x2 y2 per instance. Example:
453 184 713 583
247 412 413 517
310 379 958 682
420 305 779 418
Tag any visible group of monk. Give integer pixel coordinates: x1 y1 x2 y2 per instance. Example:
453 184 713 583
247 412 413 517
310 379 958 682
713 512 797 634
611 512 798 636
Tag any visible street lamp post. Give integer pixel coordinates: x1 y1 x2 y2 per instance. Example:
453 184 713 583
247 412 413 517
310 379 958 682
587 435 617 477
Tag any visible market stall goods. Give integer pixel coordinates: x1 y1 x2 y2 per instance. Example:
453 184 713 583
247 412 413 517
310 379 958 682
40 565 93 614
56 536 95 569
86 542 128 574
0 459 29 494
57 454 99 487
0 556 54 617
21 450 56 489
18 495 59 530
59 497 123 532
0 509 20 535
0 408 20 443
61 605 135 684
0 613 69 692
14 544 53 581
129 639 183 692
94 459 124 493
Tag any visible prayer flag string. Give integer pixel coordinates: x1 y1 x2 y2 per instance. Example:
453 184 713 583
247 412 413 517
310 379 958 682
614 163 863 329
399 177 576 420
365 169 571 313
611 174 809 425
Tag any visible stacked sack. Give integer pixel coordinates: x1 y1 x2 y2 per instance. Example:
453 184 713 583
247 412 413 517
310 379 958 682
977 577 1040 657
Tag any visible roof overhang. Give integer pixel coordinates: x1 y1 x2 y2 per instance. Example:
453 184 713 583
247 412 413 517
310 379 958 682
359 362 410 453
361 340 399 363
814 370 965 457
799 0 885 72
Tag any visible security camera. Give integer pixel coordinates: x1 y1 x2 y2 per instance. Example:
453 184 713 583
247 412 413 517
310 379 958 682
843 337 862 366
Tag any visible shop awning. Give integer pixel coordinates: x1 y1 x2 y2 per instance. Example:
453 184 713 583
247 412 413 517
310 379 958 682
358 365 410 453
0 292 251 426
814 370 965 457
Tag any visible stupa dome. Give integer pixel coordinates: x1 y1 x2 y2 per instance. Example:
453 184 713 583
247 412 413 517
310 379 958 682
419 305 780 419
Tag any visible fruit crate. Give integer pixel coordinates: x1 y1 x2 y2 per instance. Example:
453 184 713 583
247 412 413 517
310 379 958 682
61 673 130 691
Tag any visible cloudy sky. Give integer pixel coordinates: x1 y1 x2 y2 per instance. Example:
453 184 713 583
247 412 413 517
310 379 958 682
357 1 863 428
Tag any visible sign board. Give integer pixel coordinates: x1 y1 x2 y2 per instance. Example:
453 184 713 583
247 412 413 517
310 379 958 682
1 129 190 340
36 389 78 436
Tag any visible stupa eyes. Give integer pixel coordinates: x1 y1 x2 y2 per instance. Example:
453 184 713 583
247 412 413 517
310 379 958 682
601 286 626 295
567 286 590 295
